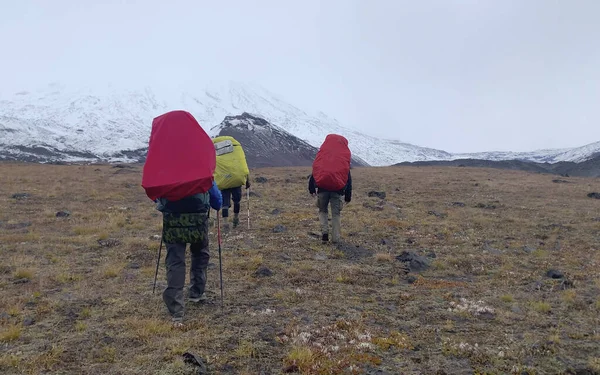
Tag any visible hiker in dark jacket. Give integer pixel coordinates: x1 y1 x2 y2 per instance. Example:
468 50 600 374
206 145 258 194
308 171 352 243
221 178 250 230
156 180 222 325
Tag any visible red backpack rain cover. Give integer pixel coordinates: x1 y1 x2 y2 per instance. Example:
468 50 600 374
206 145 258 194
142 110 216 201
312 134 351 191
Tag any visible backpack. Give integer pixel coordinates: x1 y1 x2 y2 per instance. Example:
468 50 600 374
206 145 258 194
212 136 250 190
142 110 215 244
312 134 351 191
142 110 216 201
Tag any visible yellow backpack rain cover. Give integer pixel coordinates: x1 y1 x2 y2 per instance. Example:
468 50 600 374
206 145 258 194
212 136 250 190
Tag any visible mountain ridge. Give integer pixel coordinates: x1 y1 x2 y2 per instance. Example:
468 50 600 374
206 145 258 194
1 81 599 166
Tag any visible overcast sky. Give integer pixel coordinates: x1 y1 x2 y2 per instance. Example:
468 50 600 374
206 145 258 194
1 0 599 153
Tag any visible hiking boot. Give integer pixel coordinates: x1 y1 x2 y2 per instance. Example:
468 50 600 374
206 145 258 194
322 233 329 243
232 215 239 228
189 293 207 303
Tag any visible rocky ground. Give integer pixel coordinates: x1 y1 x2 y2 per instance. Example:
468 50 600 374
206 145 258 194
1 162 600 374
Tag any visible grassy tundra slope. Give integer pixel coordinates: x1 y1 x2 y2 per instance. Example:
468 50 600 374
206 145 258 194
1 163 600 374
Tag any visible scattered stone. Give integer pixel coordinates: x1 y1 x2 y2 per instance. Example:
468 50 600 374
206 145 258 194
363 202 384 211
284 365 300 373
427 251 437 258
102 336 115 344
23 317 35 326
336 242 375 260
593 217 600 222
482 241 502 255
380 238 392 246
272 225 286 233
97 238 121 248
207 262 216 270
428 210 447 218
307 231 320 239
396 251 430 272
552 179 571 184
182 352 208 375
523 245 536 253
124 183 133 189
405 238 416 245
546 269 564 279
450 202 466 207
284 178 292 183
314 253 328 261
0 312 10 321
271 208 282 215
4 222 32 230
149 235 161 240
56 210 71 218
127 263 141 270
254 266 273 278
406 275 418 284
13 278 30 285
249 191 262 198
367 191 386 199
12 193 30 200
560 279 575 290
587 192 600 199
476 203 496 209
511 306 523 314
255 176 268 183
112 164 133 169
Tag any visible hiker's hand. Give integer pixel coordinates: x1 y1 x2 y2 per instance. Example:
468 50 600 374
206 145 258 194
311 193 317 197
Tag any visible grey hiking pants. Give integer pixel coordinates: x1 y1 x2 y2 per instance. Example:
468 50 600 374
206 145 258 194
317 191 343 242
163 241 209 320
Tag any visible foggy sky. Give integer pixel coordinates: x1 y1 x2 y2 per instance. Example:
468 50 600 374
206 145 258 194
1 0 599 153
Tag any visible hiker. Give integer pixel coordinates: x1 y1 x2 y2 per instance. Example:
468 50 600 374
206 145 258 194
212 136 251 230
142 110 222 325
308 134 353 243
154 180 222 324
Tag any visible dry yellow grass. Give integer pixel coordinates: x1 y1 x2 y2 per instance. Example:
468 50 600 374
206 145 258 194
1 162 600 374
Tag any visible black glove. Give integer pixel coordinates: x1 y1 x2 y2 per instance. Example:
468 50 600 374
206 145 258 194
345 198 351 203
246 180 251 189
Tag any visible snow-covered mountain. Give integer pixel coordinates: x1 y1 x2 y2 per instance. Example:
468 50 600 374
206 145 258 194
211 112 368 168
0 81 453 165
453 141 600 164
0 81 599 166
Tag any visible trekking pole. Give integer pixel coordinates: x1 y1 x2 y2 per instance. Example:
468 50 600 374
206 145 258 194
152 237 163 294
217 211 224 308
247 187 250 229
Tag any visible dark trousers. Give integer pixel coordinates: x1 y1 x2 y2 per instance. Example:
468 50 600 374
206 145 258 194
162 241 210 320
221 186 242 218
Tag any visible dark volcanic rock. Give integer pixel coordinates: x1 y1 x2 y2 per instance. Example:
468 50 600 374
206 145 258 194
56 210 71 218
336 242 375 260
97 238 121 248
587 192 600 199
367 191 386 199
273 225 287 233
428 210 447 218
255 176 268 183
552 179 571 183
12 193 30 200
396 251 431 272
450 202 466 207
182 352 208 374
546 269 564 279
254 266 274 277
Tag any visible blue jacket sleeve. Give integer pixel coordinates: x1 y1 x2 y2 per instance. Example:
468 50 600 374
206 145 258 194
209 181 222 210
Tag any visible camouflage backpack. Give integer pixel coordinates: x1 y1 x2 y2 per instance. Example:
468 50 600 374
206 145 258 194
156 192 210 244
